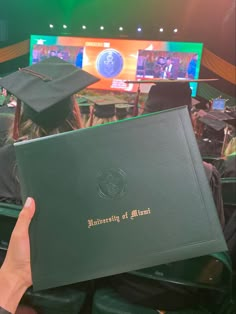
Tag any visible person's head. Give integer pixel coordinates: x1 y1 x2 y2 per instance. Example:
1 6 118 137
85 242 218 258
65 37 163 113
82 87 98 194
143 82 192 115
57 50 64 59
78 102 91 127
166 57 172 65
0 57 99 141
157 57 166 65
49 50 57 57
14 96 82 140
115 104 130 120
2 88 7 97
86 103 116 127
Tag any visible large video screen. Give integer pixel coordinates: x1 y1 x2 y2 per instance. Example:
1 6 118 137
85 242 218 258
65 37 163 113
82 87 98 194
30 35 203 96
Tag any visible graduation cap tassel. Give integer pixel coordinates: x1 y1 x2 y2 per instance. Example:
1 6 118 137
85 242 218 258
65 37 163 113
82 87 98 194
13 99 21 140
90 106 94 127
132 83 140 117
72 95 84 129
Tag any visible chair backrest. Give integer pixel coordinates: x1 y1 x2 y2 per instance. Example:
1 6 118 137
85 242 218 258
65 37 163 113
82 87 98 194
22 286 87 314
221 178 236 206
0 202 21 251
130 252 232 293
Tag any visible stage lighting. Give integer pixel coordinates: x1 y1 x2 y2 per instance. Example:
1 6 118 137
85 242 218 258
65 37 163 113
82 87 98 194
63 25 67 29
119 27 123 31
49 24 54 28
159 28 164 32
137 27 142 32
100 26 104 30
173 28 178 33
82 25 86 29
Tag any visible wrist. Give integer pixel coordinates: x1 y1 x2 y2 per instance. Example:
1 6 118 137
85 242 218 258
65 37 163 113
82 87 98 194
0 267 29 313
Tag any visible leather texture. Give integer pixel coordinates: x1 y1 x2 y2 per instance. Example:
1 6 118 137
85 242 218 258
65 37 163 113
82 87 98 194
14 106 227 291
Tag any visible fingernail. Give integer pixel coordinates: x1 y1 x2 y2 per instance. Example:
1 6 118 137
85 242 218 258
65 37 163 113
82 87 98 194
24 197 33 208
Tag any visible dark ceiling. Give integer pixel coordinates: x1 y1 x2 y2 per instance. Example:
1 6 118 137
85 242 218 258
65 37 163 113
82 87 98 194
1 0 235 63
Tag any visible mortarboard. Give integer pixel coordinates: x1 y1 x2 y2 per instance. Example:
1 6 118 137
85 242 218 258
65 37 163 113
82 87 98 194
124 78 219 84
197 110 235 131
126 78 219 116
115 104 134 120
0 57 100 136
76 97 91 115
83 95 126 118
143 81 192 114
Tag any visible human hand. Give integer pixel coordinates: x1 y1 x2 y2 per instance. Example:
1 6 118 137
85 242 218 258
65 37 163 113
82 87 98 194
1 197 35 289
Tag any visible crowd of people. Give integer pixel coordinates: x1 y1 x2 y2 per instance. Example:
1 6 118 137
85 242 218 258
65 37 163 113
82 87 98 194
0 57 235 313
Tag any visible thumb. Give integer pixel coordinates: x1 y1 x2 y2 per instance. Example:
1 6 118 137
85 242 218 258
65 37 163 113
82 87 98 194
15 197 36 233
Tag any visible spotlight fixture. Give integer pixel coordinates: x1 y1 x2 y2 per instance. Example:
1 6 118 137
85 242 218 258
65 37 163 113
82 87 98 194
173 28 178 33
82 25 86 29
63 25 67 29
159 28 164 32
119 26 123 31
100 26 104 30
49 24 54 28
137 27 142 32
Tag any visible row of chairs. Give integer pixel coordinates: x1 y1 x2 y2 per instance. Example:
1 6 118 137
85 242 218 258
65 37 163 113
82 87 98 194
0 191 236 314
0 153 235 313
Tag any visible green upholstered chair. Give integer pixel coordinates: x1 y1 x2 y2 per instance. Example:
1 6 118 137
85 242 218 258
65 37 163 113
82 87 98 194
221 177 236 225
221 178 236 207
129 253 233 313
130 253 232 293
103 253 233 313
0 201 21 251
92 288 216 314
21 286 88 314
92 288 158 314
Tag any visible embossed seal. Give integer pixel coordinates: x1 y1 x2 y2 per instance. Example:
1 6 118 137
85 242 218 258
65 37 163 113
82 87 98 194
97 168 127 200
96 49 124 78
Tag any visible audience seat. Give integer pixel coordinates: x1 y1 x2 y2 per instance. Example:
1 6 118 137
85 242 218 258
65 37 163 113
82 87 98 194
21 286 88 314
92 287 217 314
0 201 21 253
106 252 233 313
221 178 236 207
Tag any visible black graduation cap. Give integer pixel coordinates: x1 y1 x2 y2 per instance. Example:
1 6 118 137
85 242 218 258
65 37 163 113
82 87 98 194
143 81 192 114
76 97 91 115
224 111 236 127
83 95 126 118
198 110 235 131
0 57 100 131
199 117 226 131
115 104 134 120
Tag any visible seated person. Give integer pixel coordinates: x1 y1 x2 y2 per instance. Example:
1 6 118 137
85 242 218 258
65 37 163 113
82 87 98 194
86 102 116 127
221 137 236 178
143 81 192 114
107 82 226 312
143 82 225 228
0 57 99 205
221 137 236 225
